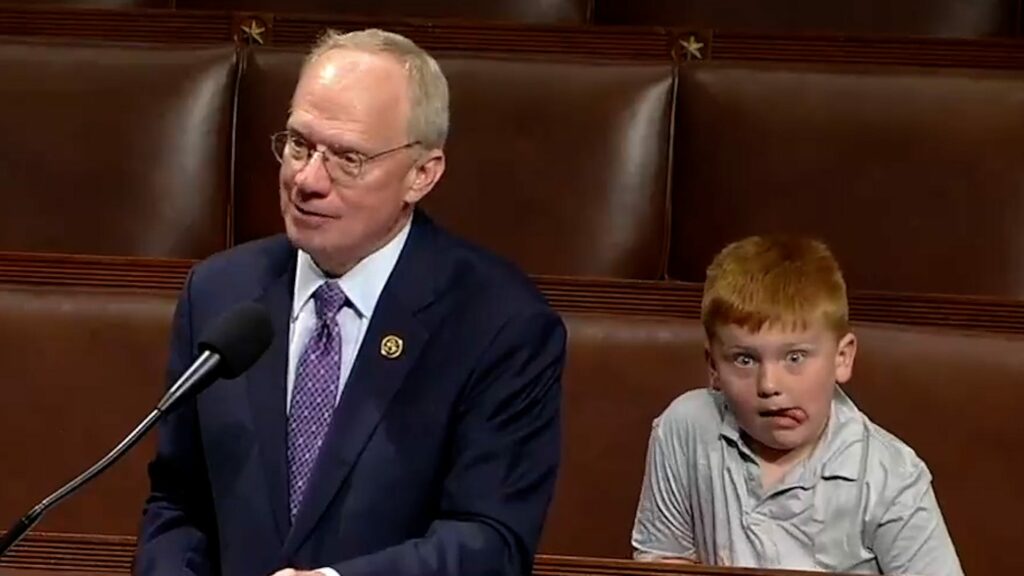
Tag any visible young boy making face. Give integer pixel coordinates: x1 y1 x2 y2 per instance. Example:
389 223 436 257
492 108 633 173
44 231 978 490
711 320 855 491
631 236 963 575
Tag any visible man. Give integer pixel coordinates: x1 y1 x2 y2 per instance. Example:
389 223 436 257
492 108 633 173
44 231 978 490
135 28 566 576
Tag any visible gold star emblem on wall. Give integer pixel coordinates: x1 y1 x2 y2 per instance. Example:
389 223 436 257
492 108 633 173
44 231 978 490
680 35 705 61
240 19 266 45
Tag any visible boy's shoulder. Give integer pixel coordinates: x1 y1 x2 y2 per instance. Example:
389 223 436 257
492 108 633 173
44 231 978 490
830 393 934 491
863 414 933 481
653 388 725 443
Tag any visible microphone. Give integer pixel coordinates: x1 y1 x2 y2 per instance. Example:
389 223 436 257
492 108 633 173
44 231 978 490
0 302 273 558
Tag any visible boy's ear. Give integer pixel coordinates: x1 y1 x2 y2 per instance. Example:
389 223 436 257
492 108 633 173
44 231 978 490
834 332 857 384
705 344 720 390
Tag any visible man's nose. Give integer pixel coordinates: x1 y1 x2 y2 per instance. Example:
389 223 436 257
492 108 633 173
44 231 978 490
293 150 332 196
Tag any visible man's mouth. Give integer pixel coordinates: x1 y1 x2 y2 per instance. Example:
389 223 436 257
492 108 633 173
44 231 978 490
294 204 332 218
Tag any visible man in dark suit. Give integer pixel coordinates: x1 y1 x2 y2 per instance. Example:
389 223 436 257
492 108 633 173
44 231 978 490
135 28 566 576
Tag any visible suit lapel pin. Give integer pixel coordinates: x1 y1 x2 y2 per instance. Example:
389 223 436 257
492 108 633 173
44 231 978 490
380 334 404 359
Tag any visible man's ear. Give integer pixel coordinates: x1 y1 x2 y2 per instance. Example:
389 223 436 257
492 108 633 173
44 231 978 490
834 332 857 384
705 343 720 390
403 149 445 205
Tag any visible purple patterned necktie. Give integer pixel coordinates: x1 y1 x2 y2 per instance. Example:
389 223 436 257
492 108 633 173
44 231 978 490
287 281 346 521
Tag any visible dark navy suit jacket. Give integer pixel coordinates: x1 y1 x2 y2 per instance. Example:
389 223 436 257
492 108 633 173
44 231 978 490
135 211 566 576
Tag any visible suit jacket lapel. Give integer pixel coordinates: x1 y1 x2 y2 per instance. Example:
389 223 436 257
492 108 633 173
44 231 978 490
284 210 443 555
245 251 297 544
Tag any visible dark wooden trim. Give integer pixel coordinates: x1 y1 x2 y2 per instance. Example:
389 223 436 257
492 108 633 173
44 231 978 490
0 6 1022 69
0 5 675 58
537 277 1024 335
0 533 856 576
0 6 233 44
261 15 1024 68
535 555 857 576
270 15 675 59
0 532 133 573
2 254 1024 334
711 31 1024 69
537 276 703 317
0 252 193 292
848 290 1024 332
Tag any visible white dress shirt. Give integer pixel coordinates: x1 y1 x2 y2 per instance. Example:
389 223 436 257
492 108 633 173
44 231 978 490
287 218 411 411
286 217 411 576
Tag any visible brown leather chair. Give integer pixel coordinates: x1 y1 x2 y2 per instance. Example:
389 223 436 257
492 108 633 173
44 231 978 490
850 322 1024 576
174 0 591 24
669 60 1024 298
540 312 707 558
234 48 674 279
0 39 236 259
0 284 175 535
594 0 1021 37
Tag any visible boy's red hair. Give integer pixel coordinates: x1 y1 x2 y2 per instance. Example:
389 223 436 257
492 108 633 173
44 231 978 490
701 236 850 340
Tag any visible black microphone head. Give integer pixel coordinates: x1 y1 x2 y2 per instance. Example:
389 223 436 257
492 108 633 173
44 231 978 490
198 302 274 379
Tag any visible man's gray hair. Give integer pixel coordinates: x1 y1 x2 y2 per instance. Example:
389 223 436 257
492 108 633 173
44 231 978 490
306 28 450 149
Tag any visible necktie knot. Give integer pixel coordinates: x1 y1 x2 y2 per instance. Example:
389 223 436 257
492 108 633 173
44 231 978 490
313 281 346 321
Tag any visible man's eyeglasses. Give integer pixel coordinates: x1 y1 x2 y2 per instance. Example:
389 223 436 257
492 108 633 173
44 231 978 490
271 131 420 181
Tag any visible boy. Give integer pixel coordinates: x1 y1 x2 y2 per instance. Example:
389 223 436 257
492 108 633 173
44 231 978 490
631 236 963 575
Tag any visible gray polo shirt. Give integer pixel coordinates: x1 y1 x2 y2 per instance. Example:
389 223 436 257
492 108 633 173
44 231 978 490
631 387 964 575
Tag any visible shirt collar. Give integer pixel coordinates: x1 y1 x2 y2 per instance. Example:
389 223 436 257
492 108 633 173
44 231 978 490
292 217 412 322
818 386 867 482
716 390 743 444
716 385 866 484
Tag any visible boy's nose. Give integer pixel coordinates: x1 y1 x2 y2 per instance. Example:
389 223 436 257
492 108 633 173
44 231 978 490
756 365 782 398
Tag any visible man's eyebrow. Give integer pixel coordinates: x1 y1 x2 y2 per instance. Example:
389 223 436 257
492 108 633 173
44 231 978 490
285 125 309 139
323 139 370 155
283 125 367 155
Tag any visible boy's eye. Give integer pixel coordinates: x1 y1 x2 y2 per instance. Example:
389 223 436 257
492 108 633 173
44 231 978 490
732 354 756 367
786 351 808 364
